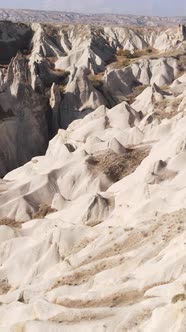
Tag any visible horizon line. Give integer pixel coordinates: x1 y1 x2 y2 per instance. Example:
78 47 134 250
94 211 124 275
0 7 186 19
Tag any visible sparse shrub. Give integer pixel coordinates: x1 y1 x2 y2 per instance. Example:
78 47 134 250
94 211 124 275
154 97 182 121
131 51 140 58
117 49 135 58
0 218 21 228
0 279 11 295
54 68 70 76
146 47 153 53
121 59 130 67
92 79 103 89
117 49 129 57
116 48 155 61
22 49 30 56
32 204 57 219
89 74 104 90
86 148 149 182
58 84 66 94
126 84 148 104
86 155 99 165
111 58 130 69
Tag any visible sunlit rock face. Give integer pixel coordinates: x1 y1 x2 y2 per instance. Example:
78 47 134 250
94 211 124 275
1 21 186 331
1 55 186 330
1 21 186 176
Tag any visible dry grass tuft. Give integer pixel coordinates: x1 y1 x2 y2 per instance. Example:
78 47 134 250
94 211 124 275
110 47 157 70
127 85 148 104
32 204 57 219
154 97 182 121
116 48 154 59
0 280 11 295
86 148 149 182
0 218 21 228
116 59 131 69
58 84 66 94
89 73 104 90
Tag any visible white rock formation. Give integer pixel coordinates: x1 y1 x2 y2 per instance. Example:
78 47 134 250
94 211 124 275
0 68 186 330
1 22 186 331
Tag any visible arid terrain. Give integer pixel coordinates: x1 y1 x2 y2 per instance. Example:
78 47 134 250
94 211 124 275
0 17 186 331
0 8 186 26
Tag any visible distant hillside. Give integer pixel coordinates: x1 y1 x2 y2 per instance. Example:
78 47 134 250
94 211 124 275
0 8 186 26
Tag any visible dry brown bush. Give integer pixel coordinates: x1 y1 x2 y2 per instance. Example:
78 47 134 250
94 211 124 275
127 85 148 104
154 97 182 121
32 204 57 219
86 148 149 182
117 48 154 59
116 49 135 58
89 73 104 89
58 84 66 94
0 279 11 295
0 218 21 228
119 59 130 68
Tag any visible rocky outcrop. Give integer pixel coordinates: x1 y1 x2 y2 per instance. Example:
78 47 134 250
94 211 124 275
0 21 32 64
132 83 170 115
31 23 65 58
0 21 185 177
1 68 186 331
58 66 107 128
0 53 49 177
104 57 178 104
1 18 186 332
178 24 186 41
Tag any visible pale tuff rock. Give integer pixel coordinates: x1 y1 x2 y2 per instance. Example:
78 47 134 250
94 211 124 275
59 66 107 128
1 21 186 332
0 22 186 175
55 46 105 74
131 57 178 86
1 86 186 331
132 83 169 115
104 26 148 51
153 25 186 51
104 57 178 103
170 73 186 95
31 23 64 58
